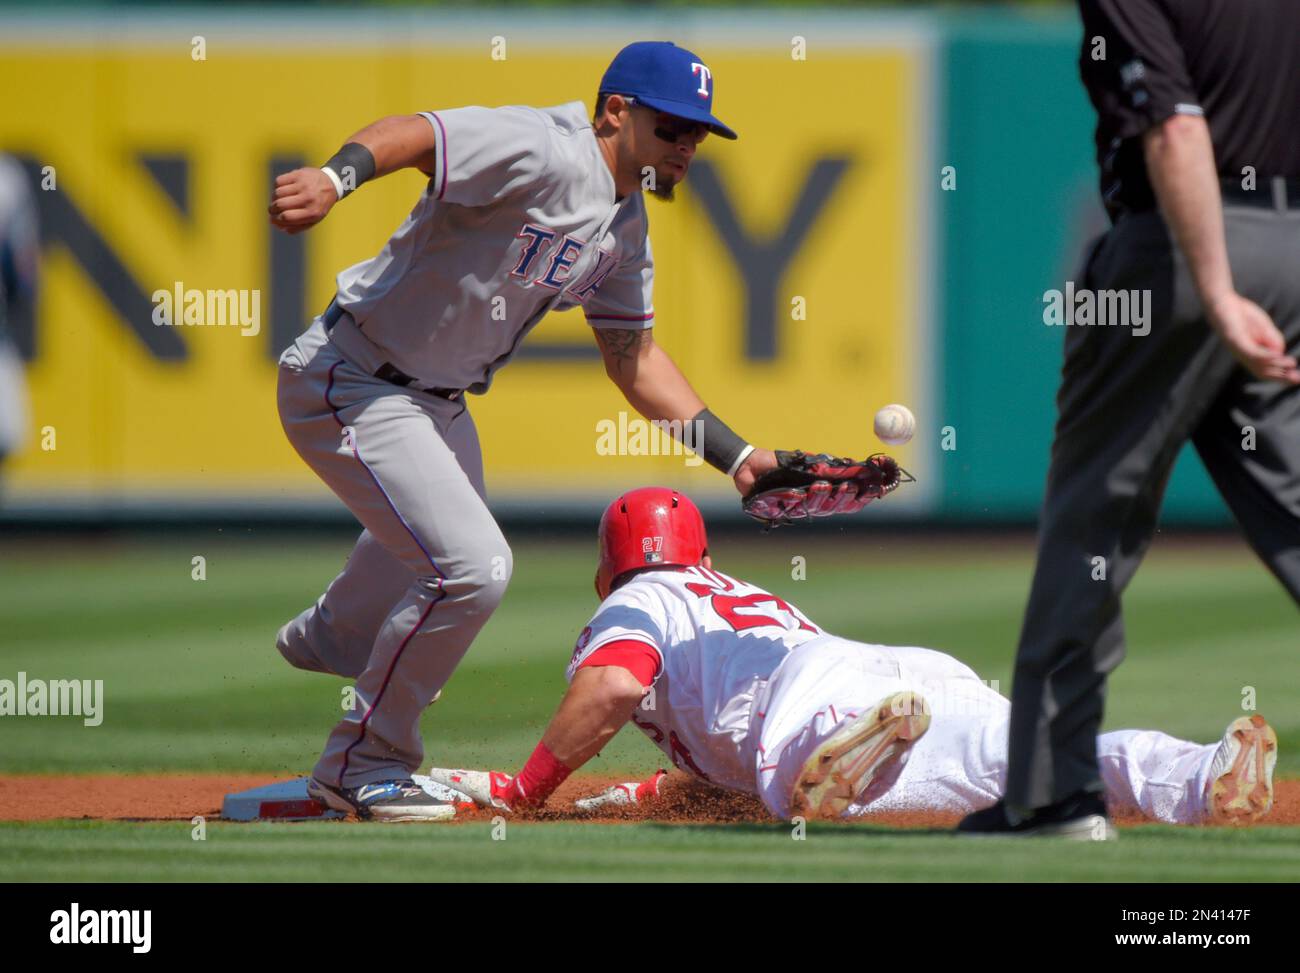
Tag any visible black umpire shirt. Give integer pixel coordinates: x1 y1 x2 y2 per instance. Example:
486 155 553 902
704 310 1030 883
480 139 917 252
1078 0 1300 221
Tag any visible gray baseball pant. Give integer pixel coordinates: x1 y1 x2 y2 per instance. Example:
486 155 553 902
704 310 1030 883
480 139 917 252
275 318 512 788
1006 202 1300 811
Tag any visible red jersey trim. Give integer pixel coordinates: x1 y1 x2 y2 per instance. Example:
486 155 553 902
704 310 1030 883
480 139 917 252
577 638 662 688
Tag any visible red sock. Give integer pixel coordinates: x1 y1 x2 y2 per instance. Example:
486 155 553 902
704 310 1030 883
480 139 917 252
506 742 573 808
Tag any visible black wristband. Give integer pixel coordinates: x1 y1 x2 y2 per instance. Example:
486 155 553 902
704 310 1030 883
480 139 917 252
321 142 377 198
691 408 753 476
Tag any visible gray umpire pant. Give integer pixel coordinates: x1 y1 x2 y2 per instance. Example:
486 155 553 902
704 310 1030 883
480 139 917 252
1006 201 1300 811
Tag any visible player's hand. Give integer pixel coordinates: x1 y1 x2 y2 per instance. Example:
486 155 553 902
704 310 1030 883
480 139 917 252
268 167 338 235
732 448 777 495
424 767 519 813
1206 292 1300 384
574 770 669 812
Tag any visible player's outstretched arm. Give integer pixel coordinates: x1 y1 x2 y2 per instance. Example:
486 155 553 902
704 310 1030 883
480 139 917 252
539 665 646 769
268 114 438 235
593 327 778 492
427 665 646 813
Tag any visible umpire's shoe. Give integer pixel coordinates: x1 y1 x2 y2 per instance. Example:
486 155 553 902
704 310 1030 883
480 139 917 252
957 791 1116 840
308 777 456 823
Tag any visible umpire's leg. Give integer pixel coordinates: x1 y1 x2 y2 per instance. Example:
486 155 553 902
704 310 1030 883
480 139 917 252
1004 211 1239 811
1192 206 1300 600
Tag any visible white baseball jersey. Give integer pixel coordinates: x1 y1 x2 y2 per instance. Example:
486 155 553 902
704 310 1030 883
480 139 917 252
566 566 826 792
333 101 655 393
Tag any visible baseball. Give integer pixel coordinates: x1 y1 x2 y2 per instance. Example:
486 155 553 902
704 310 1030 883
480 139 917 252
873 404 916 446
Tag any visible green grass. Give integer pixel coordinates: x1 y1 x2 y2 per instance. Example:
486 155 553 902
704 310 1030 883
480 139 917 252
0 531 1296 883
1 818 1297 883
0 532 1295 776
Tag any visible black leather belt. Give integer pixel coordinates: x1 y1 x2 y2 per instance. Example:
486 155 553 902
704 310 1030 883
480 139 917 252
1220 175 1300 210
322 301 463 401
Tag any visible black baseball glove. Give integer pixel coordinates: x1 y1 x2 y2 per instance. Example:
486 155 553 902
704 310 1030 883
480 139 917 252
741 450 912 527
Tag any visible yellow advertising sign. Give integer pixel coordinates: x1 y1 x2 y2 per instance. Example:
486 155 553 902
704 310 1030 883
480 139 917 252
0 31 930 504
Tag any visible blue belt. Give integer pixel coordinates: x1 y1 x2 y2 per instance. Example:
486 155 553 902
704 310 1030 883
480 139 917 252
323 301 463 401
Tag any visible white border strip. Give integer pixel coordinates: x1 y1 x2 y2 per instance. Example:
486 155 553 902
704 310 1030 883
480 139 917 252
0 9 939 48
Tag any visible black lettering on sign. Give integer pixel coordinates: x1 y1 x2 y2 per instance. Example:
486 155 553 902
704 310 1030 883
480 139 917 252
16 155 187 360
688 157 852 361
139 154 191 219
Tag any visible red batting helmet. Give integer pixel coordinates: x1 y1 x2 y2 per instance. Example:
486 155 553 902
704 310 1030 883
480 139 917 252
595 487 708 600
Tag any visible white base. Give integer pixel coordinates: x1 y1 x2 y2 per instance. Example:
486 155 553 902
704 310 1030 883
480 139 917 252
220 775 469 821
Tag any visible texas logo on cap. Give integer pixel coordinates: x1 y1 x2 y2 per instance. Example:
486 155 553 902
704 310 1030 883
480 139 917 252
599 40 738 140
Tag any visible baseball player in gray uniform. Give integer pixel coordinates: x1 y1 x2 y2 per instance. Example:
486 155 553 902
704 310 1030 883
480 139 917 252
265 42 827 821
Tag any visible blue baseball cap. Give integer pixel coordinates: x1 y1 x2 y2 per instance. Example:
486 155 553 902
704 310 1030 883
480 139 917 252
599 41 738 140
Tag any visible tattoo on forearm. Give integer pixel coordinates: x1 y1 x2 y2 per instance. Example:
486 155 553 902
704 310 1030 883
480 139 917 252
595 328 651 379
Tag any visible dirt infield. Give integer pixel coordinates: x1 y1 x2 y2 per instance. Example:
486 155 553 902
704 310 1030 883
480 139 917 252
2 773 1298 828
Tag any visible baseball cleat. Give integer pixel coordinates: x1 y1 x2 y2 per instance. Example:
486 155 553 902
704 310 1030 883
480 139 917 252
307 776 456 823
1205 715 1277 825
791 690 930 819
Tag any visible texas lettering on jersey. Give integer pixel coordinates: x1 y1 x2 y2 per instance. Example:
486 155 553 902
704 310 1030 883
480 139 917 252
509 222 621 299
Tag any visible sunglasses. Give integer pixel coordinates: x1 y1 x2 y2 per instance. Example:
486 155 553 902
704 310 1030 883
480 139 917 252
623 97 710 144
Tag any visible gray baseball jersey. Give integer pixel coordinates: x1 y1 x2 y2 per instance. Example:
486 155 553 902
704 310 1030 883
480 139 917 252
333 101 655 394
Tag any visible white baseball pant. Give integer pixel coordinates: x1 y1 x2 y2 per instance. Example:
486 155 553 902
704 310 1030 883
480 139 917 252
753 638 1218 824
